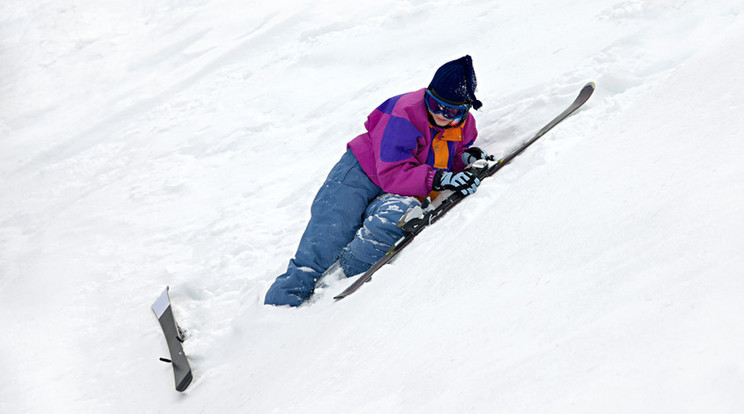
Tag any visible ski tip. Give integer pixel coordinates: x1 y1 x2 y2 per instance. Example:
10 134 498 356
152 287 172 318
575 81 596 105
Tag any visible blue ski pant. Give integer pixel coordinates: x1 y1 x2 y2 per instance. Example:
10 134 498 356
264 149 420 306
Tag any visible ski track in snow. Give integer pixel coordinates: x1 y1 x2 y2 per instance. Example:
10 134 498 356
1 0 744 412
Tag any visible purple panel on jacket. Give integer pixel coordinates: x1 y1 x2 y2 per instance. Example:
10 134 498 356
377 94 402 115
380 116 423 163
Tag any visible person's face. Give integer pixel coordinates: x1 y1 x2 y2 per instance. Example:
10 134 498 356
429 110 457 127
425 90 468 127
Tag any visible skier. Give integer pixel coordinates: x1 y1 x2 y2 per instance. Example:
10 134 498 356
265 55 491 306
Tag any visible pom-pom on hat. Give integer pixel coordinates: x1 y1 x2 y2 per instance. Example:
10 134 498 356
428 55 482 110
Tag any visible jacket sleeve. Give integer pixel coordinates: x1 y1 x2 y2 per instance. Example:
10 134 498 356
368 115 435 197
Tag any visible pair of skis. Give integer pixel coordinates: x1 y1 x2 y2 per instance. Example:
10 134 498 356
334 81 595 300
150 82 594 392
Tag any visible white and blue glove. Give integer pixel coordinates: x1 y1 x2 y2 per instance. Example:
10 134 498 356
432 170 480 195
461 147 494 166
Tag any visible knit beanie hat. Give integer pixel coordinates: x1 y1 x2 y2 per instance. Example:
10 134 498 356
428 55 483 110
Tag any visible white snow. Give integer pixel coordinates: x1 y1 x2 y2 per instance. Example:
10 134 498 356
2 0 744 412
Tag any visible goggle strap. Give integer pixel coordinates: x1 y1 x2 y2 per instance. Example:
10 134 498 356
427 89 470 110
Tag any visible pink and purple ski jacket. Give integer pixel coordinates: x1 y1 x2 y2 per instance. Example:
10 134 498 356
347 88 479 197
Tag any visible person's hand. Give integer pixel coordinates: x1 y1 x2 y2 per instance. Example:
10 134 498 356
432 170 480 195
461 147 494 165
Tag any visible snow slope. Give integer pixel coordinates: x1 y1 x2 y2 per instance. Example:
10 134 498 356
2 0 744 412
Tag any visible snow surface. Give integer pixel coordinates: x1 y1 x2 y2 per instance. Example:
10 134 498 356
2 0 744 412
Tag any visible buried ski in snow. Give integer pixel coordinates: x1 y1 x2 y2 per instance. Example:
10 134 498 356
152 287 193 392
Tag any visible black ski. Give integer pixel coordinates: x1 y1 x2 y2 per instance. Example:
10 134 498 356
152 287 193 392
334 81 595 300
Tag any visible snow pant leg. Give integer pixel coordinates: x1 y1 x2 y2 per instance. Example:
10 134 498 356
338 194 421 277
264 149 382 306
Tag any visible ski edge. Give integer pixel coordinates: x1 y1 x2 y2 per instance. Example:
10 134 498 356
333 235 414 300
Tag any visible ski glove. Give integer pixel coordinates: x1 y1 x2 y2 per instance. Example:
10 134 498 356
432 170 481 195
461 147 495 166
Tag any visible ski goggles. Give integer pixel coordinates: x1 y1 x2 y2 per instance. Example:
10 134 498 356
425 89 470 120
